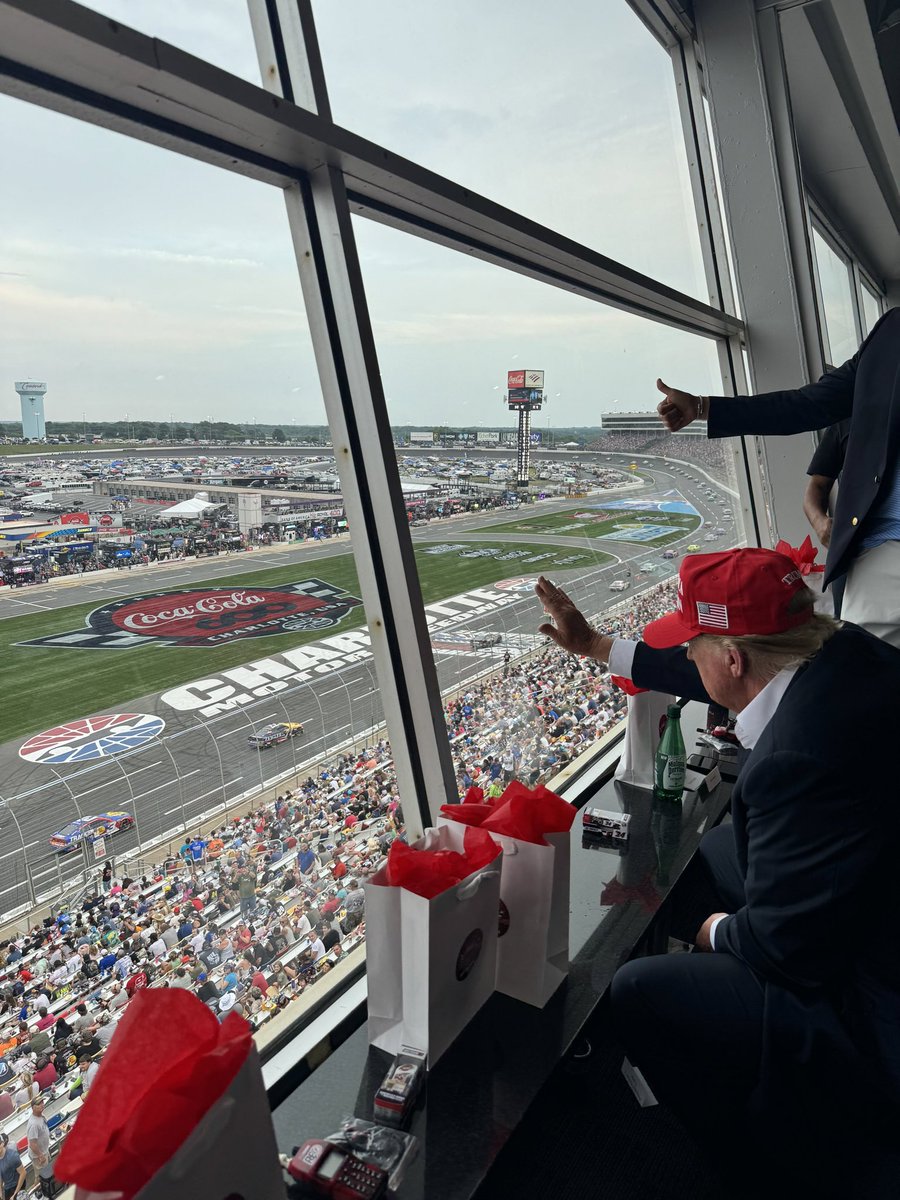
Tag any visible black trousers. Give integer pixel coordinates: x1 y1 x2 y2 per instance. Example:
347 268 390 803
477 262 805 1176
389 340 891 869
611 825 762 1150
610 824 895 1198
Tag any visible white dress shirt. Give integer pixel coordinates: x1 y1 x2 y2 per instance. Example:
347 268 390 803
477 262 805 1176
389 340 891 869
606 638 798 950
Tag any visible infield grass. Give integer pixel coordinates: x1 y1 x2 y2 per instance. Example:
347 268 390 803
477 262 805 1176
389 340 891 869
2 539 609 742
470 505 700 546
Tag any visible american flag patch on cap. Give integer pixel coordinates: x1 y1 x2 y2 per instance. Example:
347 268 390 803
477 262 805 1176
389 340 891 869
696 601 729 629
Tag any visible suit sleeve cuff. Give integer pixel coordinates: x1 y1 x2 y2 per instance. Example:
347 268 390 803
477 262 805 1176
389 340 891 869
607 637 638 678
709 914 728 951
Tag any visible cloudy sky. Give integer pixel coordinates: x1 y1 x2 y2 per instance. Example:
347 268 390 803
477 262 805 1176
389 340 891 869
0 0 724 430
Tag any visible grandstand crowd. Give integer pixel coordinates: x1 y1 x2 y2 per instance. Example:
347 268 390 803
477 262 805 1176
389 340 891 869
591 432 729 477
0 579 677 1193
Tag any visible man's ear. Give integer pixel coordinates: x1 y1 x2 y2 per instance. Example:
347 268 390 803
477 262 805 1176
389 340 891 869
727 645 747 678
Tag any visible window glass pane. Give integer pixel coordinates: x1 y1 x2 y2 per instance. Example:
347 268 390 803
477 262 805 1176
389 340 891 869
314 0 708 301
812 228 858 365
0 98 400 1034
860 282 883 336
356 218 748 798
78 0 262 84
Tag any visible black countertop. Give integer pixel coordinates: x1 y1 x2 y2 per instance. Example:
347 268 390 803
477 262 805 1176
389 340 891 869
272 762 730 1199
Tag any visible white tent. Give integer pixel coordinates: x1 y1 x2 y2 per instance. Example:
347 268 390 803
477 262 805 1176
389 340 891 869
157 491 221 517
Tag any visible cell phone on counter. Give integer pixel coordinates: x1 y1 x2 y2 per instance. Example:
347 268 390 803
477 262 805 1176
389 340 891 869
287 1139 388 1199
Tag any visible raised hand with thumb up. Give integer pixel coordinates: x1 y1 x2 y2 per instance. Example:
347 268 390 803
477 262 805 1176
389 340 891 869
656 378 703 432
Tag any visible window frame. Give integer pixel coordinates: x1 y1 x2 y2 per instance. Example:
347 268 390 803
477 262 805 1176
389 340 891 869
0 0 765 1057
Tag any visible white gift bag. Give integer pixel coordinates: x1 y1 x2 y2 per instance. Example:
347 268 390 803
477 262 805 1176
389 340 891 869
482 827 570 1008
74 1047 284 1200
366 825 501 1065
614 689 675 790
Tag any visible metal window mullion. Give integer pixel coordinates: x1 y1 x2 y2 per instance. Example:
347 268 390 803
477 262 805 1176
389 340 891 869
248 1 457 835
670 36 772 548
279 168 457 837
672 39 740 318
248 0 331 118
755 6 827 383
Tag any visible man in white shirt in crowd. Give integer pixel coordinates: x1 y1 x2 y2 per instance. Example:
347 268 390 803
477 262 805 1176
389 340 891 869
95 1013 118 1047
147 932 167 960
107 983 128 1013
77 1055 100 1096
26 1097 51 1178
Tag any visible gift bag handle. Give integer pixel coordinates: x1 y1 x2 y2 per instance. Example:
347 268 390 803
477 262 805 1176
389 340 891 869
457 869 499 901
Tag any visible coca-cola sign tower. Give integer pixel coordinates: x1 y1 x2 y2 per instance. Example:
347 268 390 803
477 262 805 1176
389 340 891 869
18 579 363 650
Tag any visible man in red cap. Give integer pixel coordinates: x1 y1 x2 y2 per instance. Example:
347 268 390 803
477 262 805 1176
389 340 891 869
536 549 900 1195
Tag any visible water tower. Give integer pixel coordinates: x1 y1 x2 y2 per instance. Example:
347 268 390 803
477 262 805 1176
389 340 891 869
15 381 47 440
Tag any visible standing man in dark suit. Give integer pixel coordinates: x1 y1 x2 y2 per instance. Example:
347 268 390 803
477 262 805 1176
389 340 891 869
535 555 900 1196
656 308 900 645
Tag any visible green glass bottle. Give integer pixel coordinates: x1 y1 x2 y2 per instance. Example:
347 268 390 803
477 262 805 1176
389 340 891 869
654 703 686 803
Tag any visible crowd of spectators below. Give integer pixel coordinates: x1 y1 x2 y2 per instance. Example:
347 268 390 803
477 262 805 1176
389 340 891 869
589 431 728 477
449 581 678 795
0 578 678 1180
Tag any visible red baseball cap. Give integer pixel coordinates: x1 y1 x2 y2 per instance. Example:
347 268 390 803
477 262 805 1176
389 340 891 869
643 548 812 648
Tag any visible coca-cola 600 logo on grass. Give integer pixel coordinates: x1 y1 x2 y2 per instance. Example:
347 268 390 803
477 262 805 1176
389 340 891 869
17 579 363 650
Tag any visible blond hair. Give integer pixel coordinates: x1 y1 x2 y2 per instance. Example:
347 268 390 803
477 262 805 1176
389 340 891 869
695 585 840 683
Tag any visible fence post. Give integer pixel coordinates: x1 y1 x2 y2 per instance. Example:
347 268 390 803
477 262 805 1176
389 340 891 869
2 800 36 908
198 717 229 822
113 758 144 858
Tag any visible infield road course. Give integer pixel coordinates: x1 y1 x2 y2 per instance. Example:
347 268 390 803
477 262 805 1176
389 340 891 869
0 468 731 916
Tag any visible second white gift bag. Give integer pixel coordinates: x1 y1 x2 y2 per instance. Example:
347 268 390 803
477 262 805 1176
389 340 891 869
482 827 571 1008
614 689 675 790
366 823 501 1066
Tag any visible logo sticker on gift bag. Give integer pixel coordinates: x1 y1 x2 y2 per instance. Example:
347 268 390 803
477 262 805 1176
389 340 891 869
455 929 484 981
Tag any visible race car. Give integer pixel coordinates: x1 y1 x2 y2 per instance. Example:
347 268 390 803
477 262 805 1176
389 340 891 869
49 811 135 853
686 543 701 552
247 722 304 749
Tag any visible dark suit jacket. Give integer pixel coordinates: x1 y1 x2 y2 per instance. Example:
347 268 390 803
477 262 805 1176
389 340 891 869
631 626 900 1119
708 308 900 587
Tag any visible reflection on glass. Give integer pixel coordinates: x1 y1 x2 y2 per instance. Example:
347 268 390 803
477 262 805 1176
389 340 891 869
315 0 707 299
356 218 744 805
812 229 858 365
860 283 883 336
78 0 263 83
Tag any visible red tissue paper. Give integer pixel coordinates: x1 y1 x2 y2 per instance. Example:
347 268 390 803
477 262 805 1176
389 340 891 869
775 535 825 574
54 988 251 1199
463 785 485 805
442 781 576 846
385 826 500 899
609 674 648 696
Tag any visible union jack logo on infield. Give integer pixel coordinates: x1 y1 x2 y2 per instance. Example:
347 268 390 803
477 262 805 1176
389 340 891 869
696 601 729 629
